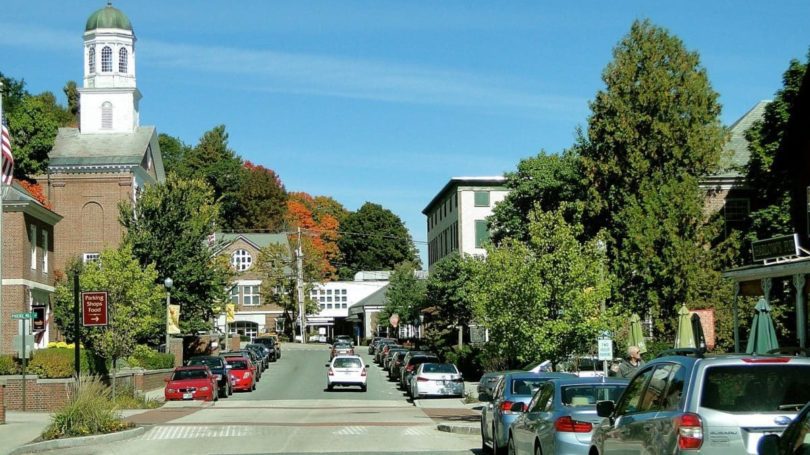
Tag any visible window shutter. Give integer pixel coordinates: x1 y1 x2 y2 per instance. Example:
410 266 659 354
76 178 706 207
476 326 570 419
474 191 490 207
475 220 489 248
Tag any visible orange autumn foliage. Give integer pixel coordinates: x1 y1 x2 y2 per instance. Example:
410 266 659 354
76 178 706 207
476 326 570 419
285 193 342 280
18 180 53 210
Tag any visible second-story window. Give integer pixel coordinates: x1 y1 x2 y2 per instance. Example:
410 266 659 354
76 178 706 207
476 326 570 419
30 225 37 270
88 46 96 73
474 191 491 207
101 46 112 72
118 47 128 73
243 285 260 306
42 230 49 273
101 102 113 129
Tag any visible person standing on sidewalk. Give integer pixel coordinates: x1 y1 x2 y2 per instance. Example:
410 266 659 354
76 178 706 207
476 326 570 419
618 346 645 378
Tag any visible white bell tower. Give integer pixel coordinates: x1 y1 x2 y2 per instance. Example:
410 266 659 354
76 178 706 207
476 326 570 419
79 3 141 134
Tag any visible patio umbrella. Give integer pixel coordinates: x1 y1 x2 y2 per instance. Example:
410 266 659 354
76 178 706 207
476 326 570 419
675 304 696 349
746 298 780 354
691 313 707 351
628 313 647 354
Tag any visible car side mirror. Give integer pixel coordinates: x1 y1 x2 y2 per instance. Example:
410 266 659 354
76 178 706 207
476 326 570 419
510 402 527 413
479 392 492 402
366 365 371 368
596 400 615 418
325 363 330 367
758 434 780 455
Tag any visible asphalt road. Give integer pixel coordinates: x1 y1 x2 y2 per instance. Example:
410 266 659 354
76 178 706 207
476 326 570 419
30 343 481 455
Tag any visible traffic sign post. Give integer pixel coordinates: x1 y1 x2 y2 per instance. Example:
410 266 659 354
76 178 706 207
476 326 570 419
597 337 614 378
81 291 108 327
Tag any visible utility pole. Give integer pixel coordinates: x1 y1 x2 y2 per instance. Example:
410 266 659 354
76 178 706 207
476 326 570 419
296 227 306 344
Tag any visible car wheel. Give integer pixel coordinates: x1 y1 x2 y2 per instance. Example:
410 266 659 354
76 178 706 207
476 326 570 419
213 391 218 402
327 384 334 391
228 383 233 396
481 422 492 454
507 435 516 455
361 385 367 392
534 443 542 455
493 425 504 455
251 381 256 391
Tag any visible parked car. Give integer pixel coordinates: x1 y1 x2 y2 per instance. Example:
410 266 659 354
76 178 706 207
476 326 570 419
335 334 354 346
253 336 281 361
375 341 399 364
401 354 440 393
478 370 523 398
224 356 256 392
507 377 629 455
326 355 368 391
591 350 810 455
330 342 355 359
369 337 395 355
389 351 409 381
164 365 218 402
223 351 261 382
480 371 576 454
758 401 810 455
377 343 402 365
367 337 383 355
409 363 465 399
186 355 233 398
384 348 408 370
245 344 269 369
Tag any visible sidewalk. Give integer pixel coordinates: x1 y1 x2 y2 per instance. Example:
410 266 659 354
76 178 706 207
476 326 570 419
413 381 483 435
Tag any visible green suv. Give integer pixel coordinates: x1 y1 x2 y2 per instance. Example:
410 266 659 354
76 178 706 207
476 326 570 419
590 350 810 455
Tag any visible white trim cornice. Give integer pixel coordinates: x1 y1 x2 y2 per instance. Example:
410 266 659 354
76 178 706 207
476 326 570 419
1 279 56 293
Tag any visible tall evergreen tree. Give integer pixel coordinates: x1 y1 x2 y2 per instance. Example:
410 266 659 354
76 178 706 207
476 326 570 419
158 133 191 175
233 161 288 232
578 20 727 334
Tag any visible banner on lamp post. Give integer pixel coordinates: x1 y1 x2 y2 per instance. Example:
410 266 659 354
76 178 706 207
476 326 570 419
167 304 181 334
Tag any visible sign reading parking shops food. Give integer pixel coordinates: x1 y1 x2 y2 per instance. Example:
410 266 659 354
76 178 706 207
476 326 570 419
597 338 613 361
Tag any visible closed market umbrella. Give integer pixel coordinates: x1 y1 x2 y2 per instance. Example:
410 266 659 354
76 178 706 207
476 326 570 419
628 313 647 354
675 304 696 349
691 313 707 351
746 298 780 355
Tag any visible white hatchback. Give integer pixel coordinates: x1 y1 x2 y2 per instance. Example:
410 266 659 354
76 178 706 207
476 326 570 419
410 362 464 399
326 355 368 391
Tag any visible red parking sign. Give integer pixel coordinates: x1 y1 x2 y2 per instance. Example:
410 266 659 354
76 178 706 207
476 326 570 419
81 291 108 327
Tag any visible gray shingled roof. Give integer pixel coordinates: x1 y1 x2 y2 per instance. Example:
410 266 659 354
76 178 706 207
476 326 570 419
49 126 156 167
349 284 389 315
217 233 290 250
713 101 770 179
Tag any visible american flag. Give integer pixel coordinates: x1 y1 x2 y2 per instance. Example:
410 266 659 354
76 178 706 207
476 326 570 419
1 117 13 185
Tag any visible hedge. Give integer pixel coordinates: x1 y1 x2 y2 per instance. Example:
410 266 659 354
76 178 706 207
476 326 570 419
127 345 174 370
26 348 103 378
0 354 20 375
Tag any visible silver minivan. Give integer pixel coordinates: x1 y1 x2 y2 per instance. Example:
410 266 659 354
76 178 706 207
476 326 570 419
590 352 810 454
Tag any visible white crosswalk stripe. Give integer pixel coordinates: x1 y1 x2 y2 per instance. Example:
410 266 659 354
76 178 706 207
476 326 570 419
141 425 273 440
332 426 368 436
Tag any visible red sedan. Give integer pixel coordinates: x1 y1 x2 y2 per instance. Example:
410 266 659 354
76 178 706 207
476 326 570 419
225 356 256 392
164 365 218 401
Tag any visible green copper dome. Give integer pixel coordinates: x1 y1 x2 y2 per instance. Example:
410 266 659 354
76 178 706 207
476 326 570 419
85 3 132 31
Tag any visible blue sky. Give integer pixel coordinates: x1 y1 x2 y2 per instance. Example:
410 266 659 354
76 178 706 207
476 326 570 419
1 1 808 264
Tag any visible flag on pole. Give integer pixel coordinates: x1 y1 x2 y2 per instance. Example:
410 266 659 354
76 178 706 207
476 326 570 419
1 117 13 185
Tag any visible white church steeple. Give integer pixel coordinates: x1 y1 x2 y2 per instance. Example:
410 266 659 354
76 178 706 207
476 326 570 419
79 2 141 134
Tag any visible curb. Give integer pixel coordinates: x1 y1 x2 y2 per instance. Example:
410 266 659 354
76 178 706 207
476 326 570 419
9 426 146 455
436 423 480 435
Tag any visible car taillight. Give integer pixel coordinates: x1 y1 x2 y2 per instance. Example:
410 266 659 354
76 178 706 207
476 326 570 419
406 365 415 372
416 376 429 382
361 369 367 377
554 416 593 433
328 368 335 376
675 413 703 450
500 400 516 413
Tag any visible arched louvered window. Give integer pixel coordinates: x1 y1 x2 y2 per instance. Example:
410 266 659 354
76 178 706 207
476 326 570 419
101 46 112 72
88 47 96 73
101 102 113 129
118 48 128 73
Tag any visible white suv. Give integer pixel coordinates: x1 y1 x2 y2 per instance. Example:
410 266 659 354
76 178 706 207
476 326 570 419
326 355 368 392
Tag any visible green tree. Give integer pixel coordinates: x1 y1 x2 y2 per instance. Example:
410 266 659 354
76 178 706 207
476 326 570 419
158 133 191 175
0 72 28 115
177 125 245 230
578 20 727 335
6 92 71 178
119 174 233 334
52 244 166 355
379 261 426 328
63 80 79 125
312 196 350 226
337 202 419 279
744 56 809 246
232 161 287 231
421 254 476 357
471 207 611 368
489 149 583 244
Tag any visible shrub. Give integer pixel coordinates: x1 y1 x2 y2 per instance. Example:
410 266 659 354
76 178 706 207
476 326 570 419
42 376 133 440
111 383 161 410
127 345 174 370
0 354 20 375
27 348 100 378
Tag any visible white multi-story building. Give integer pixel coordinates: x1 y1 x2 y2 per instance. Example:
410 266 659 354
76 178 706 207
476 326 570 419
307 271 389 339
422 176 508 270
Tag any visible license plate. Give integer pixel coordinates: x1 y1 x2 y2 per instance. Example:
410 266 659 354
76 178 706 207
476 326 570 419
183 392 192 399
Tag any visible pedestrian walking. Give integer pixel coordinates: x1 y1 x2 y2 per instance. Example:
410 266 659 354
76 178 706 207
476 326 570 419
618 346 645 378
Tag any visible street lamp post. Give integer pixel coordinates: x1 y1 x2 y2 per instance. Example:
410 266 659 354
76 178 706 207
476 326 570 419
164 278 173 354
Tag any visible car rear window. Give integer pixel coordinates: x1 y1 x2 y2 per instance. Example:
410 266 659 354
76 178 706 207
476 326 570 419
188 358 223 368
511 378 546 396
561 385 625 406
226 359 248 369
423 363 458 374
701 364 810 412
173 369 208 380
334 358 362 369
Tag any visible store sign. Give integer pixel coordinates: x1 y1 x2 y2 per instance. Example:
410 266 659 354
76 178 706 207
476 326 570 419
32 306 46 332
752 234 800 263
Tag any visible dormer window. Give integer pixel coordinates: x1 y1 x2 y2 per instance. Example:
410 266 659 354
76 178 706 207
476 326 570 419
88 46 96 73
231 249 253 271
101 46 112 72
101 102 113 129
119 48 128 73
